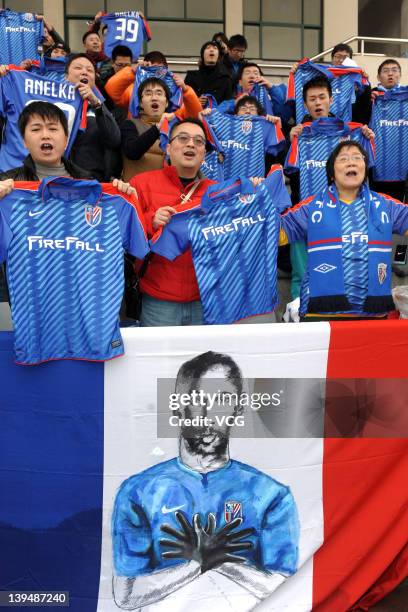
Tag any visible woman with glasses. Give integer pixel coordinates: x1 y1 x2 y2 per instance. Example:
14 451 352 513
279 141 408 320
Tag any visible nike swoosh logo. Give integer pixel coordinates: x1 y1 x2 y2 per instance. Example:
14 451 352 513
161 504 185 514
28 210 45 217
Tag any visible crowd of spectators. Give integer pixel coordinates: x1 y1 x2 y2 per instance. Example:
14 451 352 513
0 10 407 328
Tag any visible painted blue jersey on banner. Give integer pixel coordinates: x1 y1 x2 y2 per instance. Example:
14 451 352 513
113 457 299 576
287 59 368 123
129 64 183 117
369 86 408 181
30 55 68 82
205 109 285 180
0 178 148 364
100 11 151 61
285 118 375 201
0 9 44 65
151 171 290 323
0 69 85 172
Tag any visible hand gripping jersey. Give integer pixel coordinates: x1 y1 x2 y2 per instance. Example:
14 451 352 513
205 108 285 180
0 68 86 172
150 170 291 324
100 11 151 61
285 117 375 201
129 64 183 117
0 9 44 65
287 58 369 123
0 178 148 365
369 86 408 181
113 457 299 577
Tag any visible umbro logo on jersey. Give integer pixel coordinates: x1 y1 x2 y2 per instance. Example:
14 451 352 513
314 263 337 274
161 504 185 514
202 213 266 240
28 210 45 217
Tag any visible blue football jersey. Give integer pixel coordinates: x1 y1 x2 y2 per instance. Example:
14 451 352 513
129 64 183 117
0 68 86 172
30 56 68 82
205 109 285 180
369 86 408 181
0 178 148 365
100 11 151 61
285 117 375 201
0 9 44 65
287 59 368 123
113 457 299 576
151 171 291 324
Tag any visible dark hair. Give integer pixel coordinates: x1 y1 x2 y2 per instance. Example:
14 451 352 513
212 32 228 46
228 34 247 50
65 53 96 74
326 141 369 185
331 43 353 59
176 351 243 396
168 117 207 142
46 41 71 56
138 77 171 105
82 30 100 45
234 95 264 115
112 45 132 61
200 40 221 63
303 76 332 101
377 58 401 74
18 101 68 137
237 61 263 81
144 50 168 67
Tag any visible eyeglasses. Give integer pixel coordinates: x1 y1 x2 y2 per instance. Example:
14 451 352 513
336 154 365 164
380 67 400 74
114 62 131 69
142 88 166 97
333 53 349 60
231 47 246 55
238 104 258 113
169 133 206 147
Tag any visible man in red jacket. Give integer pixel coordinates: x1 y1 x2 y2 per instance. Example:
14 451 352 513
130 118 214 326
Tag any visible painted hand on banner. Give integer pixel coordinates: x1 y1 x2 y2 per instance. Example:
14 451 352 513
160 510 254 573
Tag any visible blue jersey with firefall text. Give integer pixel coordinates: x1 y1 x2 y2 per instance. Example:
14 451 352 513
287 59 368 123
0 68 86 172
0 9 44 65
285 117 375 201
129 64 183 117
0 178 148 365
100 11 151 61
150 170 291 324
204 109 285 180
112 457 299 577
369 86 408 181
30 55 68 82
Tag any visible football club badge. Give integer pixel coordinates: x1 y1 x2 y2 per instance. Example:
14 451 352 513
241 120 252 134
84 204 102 228
378 263 387 285
155 67 167 79
224 500 243 523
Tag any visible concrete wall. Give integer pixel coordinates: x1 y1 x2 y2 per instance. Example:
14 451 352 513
324 0 358 52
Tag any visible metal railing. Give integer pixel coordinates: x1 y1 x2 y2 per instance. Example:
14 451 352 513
167 35 408 74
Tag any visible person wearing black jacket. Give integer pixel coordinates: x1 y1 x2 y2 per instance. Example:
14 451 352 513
185 41 233 106
65 54 121 181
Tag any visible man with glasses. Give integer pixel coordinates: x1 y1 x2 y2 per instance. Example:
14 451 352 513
222 34 247 80
129 118 214 327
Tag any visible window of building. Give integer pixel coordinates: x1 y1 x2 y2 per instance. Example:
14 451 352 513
65 0 224 56
243 0 322 61
0 0 44 13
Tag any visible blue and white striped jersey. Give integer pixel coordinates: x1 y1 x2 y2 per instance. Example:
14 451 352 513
100 11 151 61
0 9 43 65
0 178 148 365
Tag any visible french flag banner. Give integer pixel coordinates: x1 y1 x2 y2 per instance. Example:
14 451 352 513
0 322 407 611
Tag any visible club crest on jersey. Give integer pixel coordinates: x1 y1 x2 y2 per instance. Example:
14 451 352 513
241 120 252 134
224 501 242 523
24 13 34 21
155 67 167 78
238 194 256 205
378 263 387 285
84 204 102 227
